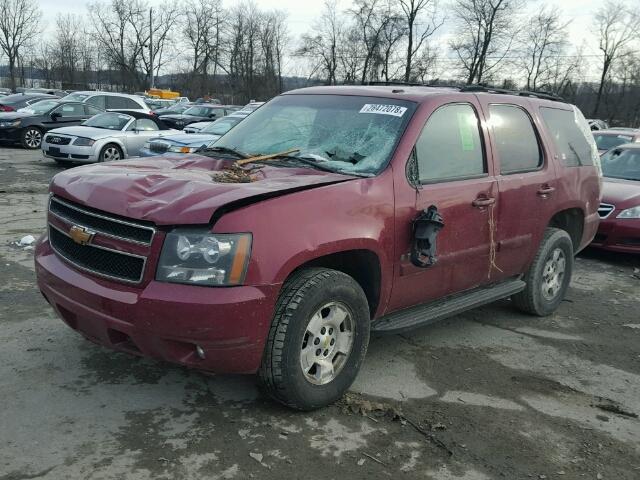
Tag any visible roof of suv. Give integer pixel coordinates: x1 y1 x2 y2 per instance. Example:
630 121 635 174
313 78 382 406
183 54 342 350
284 85 568 106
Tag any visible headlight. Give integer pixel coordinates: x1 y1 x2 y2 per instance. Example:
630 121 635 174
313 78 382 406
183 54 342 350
73 137 95 146
157 230 252 286
143 142 151 149
617 205 640 219
0 120 20 128
168 145 197 153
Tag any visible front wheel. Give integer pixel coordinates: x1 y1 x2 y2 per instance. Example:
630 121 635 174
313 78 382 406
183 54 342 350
99 144 123 162
21 127 43 149
259 268 370 410
512 227 574 316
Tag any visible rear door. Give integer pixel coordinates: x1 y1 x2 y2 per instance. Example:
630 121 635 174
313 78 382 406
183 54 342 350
124 118 160 155
388 100 499 312
476 98 558 277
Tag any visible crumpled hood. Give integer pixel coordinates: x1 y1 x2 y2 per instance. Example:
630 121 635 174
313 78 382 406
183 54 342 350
50 155 356 225
602 177 640 208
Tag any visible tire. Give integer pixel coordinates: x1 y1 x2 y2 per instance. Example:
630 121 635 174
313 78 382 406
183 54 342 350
512 227 574 316
259 268 371 410
21 127 43 149
99 143 123 162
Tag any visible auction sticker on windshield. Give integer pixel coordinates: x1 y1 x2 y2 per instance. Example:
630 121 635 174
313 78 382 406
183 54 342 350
359 104 407 117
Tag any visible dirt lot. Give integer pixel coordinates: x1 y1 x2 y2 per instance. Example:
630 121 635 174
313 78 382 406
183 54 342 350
1 147 639 480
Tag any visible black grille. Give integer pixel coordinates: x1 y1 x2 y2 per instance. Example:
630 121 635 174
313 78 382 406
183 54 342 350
150 142 169 153
50 227 145 282
50 197 154 244
598 203 615 218
45 135 71 145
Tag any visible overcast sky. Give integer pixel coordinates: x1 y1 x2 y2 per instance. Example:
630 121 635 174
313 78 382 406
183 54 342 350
36 0 605 81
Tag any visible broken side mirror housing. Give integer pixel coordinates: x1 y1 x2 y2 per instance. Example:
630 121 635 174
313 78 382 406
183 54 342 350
410 205 444 268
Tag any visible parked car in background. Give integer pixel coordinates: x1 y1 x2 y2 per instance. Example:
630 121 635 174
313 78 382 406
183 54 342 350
0 87 11 95
61 91 153 114
0 100 103 149
588 119 609 131
592 143 640 253
183 111 253 133
35 85 600 410
41 111 178 166
607 127 639 133
153 103 192 116
593 129 640 154
159 104 238 129
140 114 246 156
24 88 66 97
0 93 58 112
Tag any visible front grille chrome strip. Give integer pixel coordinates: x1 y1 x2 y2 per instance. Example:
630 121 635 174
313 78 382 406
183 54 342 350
48 223 147 284
49 196 156 246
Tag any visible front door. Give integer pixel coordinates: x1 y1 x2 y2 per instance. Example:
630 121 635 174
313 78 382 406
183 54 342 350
388 101 499 312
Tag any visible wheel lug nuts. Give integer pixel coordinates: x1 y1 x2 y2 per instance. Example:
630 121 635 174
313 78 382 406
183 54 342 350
314 338 320 345
323 349 329 356
315 349 321 356
321 327 326 334
329 328 333 334
330 339 335 345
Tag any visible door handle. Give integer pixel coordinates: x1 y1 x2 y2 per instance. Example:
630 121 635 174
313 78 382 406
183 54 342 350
537 185 556 197
472 196 496 208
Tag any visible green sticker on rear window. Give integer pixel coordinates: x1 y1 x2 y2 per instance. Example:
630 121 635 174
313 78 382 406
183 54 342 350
457 112 475 151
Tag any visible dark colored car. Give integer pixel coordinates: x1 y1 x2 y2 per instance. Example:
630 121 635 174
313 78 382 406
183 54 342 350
159 104 238 129
35 85 600 410
592 143 640 253
152 103 192 116
593 129 640 155
0 93 58 113
0 99 103 149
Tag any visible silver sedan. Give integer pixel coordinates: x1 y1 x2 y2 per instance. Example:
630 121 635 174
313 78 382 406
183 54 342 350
41 111 179 165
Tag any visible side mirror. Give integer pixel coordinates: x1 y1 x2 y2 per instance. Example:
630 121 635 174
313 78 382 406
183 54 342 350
51 111 62 121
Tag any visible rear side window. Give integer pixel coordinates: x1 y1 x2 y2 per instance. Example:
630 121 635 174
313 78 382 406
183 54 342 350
489 104 542 174
540 107 593 166
87 95 106 110
84 104 103 116
134 119 159 131
106 96 141 109
416 103 485 182
55 104 85 117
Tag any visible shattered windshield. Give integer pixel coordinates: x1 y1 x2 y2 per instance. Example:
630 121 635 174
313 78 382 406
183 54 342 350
213 94 416 175
600 148 640 181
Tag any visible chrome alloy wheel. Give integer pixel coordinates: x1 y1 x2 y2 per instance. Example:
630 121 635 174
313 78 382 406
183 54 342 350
24 128 42 148
300 302 355 385
102 146 121 161
541 247 566 301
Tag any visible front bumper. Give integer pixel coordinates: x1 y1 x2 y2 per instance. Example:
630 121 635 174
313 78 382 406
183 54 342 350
591 217 640 254
35 234 280 373
0 127 21 142
41 141 99 163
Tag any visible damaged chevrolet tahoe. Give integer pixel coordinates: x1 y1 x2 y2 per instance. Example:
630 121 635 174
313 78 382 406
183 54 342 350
35 85 601 410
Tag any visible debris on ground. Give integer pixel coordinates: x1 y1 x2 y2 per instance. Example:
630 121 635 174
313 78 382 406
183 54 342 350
17 235 35 246
593 402 638 419
249 452 263 463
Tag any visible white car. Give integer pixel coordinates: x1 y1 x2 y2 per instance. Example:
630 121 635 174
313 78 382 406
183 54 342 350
41 111 179 166
61 91 153 114
183 111 253 133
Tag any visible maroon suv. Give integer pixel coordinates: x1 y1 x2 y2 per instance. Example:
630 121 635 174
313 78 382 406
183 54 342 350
35 86 601 410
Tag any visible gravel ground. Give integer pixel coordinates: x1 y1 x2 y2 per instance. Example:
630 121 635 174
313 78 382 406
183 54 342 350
1 148 639 480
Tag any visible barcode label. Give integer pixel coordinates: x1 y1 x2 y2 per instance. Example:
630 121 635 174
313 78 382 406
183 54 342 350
359 104 407 117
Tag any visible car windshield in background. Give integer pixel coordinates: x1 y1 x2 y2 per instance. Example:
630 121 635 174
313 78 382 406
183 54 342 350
594 133 633 151
600 148 640 181
201 117 242 135
184 106 217 116
213 94 417 175
19 100 59 115
84 112 132 131
63 93 90 102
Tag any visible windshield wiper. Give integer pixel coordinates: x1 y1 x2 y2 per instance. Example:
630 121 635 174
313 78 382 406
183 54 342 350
266 154 372 177
201 146 248 158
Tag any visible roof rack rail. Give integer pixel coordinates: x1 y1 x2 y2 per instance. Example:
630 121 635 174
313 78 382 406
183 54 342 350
460 84 565 102
365 81 431 87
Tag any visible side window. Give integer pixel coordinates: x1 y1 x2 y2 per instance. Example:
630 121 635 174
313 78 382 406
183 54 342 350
489 104 542 174
106 96 127 109
84 104 103 116
540 107 593 166
123 97 142 109
86 95 106 110
54 104 85 117
415 103 485 183
134 119 159 131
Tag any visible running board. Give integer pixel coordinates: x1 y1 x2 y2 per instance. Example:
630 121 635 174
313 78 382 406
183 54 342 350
371 278 526 334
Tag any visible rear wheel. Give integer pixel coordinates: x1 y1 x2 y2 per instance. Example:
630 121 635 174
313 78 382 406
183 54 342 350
512 228 574 316
21 127 43 149
259 268 370 410
99 144 123 162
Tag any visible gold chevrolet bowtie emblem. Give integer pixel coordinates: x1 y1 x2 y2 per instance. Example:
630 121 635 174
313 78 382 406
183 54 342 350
69 225 95 245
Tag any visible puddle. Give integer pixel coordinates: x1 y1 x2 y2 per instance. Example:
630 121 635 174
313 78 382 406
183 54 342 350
439 391 524 411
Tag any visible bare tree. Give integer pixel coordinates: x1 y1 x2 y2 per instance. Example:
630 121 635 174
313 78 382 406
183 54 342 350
450 0 521 85
350 0 388 84
592 0 638 116
184 0 224 94
0 0 41 90
398 0 442 82
519 7 569 91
